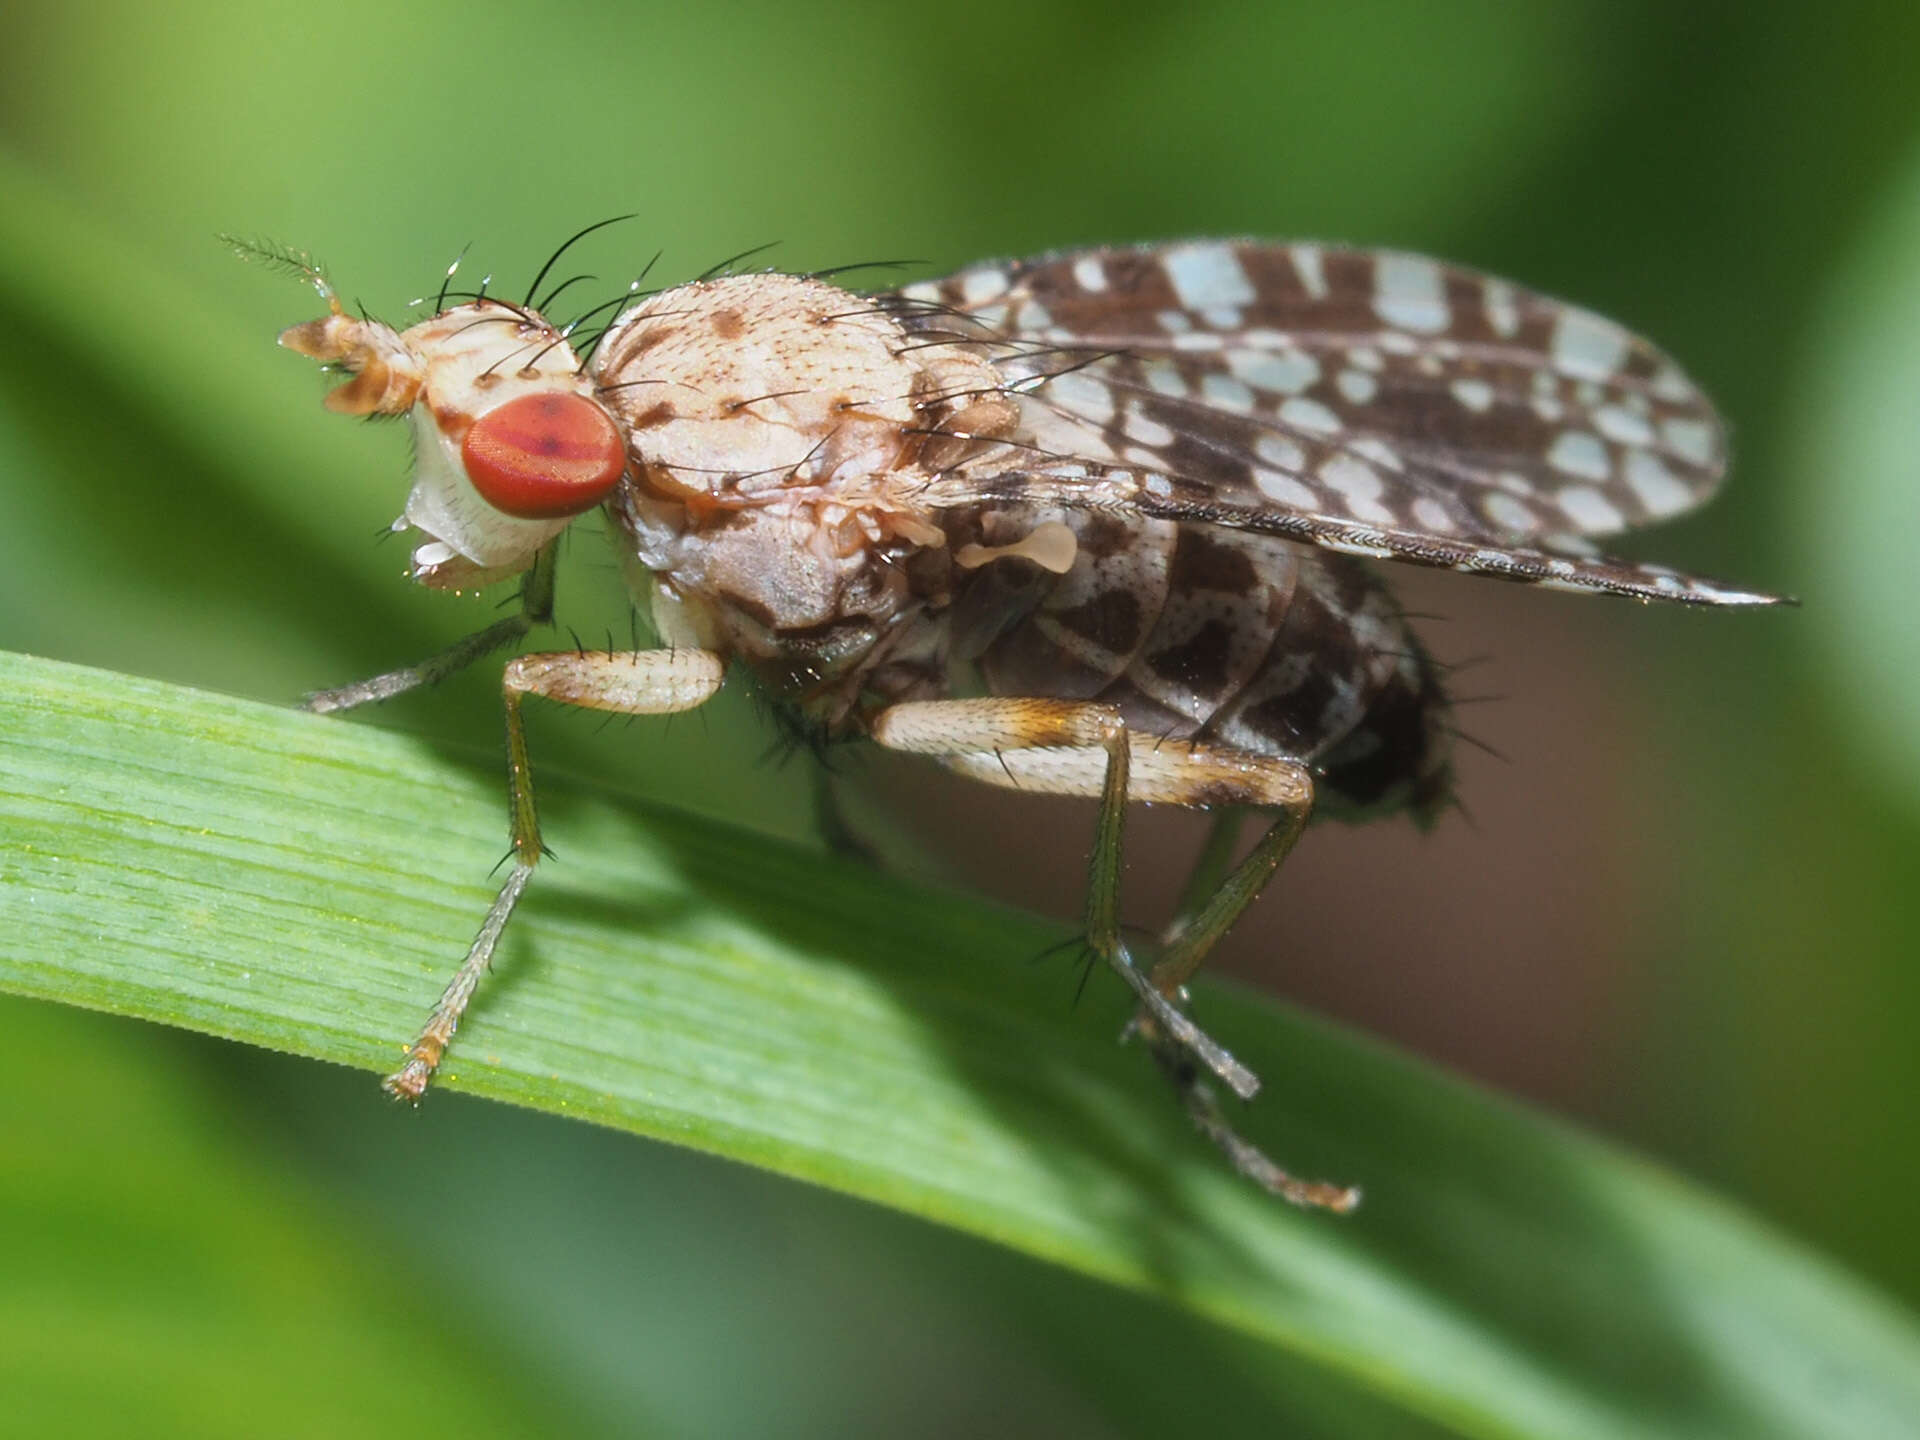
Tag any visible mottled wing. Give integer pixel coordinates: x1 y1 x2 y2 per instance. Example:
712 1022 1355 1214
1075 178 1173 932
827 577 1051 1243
893 241 1783 606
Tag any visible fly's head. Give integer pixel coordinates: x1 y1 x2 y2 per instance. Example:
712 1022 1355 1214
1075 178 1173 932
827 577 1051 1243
275 268 626 590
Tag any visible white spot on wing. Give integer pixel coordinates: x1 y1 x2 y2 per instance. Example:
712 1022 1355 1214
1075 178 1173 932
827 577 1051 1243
960 268 1008 306
1372 254 1451 334
1337 368 1378 404
1124 408 1174 448
1254 468 1318 508
1291 244 1328 299
1481 491 1536 532
1072 256 1108 292
1200 373 1254 411
1536 526 1597 556
1542 531 1599 556
1557 485 1625 531
1228 347 1320 394
1660 416 1717 466
1593 404 1654 446
1046 371 1116 427
1684 580 1778 606
1484 280 1520 338
1320 454 1394 525
1278 397 1343 434
1450 377 1494 413
1549 308 1630 380
1144 361 1189 398
1165 243 1255 309
1625 450 1694 516
1548 429 1611 480
1349 437 1405 472
1255 432 1306 471
1412 496 1459 533
1651 364 1695 402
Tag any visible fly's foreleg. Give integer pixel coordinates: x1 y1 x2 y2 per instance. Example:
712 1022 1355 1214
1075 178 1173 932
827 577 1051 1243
383 646 725 1101
305 548 559 714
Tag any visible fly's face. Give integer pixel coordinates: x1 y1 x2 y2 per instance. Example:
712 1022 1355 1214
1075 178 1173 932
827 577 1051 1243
281 298 626 589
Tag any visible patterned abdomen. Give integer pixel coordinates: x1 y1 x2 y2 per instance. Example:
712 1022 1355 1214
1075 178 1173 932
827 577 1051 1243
947 505 1452 823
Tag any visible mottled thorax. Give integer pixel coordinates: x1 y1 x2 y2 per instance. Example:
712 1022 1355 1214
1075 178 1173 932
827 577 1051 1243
595 272 1015 720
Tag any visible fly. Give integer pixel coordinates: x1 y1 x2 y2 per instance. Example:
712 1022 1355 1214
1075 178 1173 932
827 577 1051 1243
244 231 1785 1212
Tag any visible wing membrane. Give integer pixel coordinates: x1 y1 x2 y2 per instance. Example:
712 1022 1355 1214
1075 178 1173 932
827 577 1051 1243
893 242 1782 606
916 463 1780 607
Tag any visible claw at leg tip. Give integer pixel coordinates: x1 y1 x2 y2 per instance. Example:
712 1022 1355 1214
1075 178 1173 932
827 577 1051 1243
381 1060 431 1104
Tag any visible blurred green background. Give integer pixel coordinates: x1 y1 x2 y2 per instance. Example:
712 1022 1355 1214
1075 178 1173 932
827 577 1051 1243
3 2 1919 1434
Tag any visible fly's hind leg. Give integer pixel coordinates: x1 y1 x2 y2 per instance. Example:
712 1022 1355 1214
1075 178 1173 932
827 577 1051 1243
870 699 1352 1210
872 699 1253 1092
1145 804 1359 1212
306 548 559 714
383 646 725 1101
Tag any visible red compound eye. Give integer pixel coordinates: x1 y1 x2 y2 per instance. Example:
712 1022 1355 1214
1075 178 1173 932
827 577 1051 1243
461 392 626 519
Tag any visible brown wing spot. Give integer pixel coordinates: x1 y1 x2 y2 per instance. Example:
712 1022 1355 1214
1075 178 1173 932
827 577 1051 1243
710 308 745 340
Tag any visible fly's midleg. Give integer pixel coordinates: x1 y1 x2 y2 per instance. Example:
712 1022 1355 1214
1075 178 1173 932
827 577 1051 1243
382 646 726 1101
1081 710 1130 962
306 547 559 714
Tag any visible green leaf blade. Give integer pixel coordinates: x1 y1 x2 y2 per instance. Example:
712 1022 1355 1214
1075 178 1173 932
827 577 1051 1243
4 649 1918 1439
